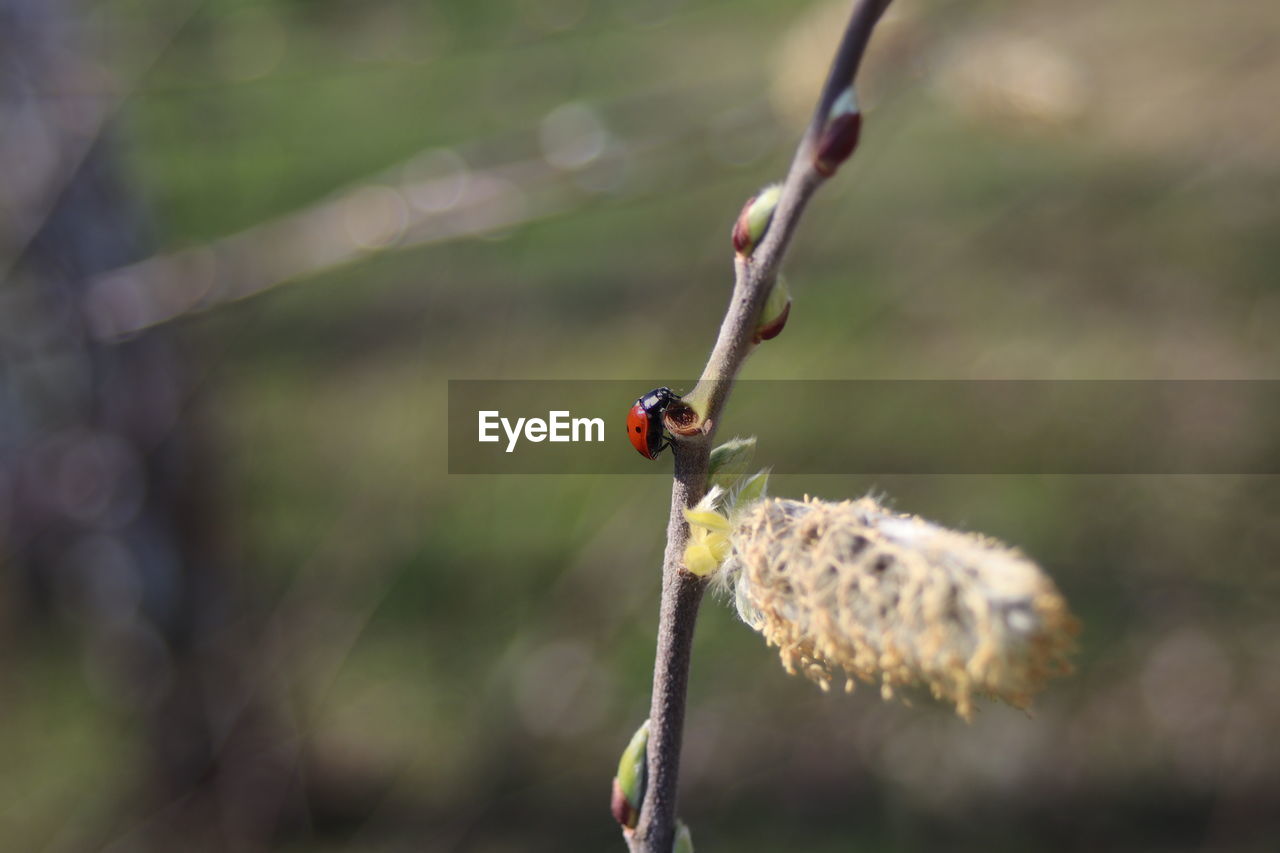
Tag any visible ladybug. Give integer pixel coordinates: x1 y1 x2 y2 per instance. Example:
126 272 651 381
627 386 678 459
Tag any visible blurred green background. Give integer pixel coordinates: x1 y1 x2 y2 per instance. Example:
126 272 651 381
2 0 1278 851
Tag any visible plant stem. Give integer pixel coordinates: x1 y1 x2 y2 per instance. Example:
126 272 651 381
628 2 894 851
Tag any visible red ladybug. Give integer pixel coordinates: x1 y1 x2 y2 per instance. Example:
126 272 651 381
627 386 678 459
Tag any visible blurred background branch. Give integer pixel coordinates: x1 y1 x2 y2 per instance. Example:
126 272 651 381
2 1 307 849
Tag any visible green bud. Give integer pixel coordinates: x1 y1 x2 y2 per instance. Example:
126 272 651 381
611 719 650 830
731 184 782 257
754 275 792 342
673 820 694 853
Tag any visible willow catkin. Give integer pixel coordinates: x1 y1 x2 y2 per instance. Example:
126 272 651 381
723 496 1077 718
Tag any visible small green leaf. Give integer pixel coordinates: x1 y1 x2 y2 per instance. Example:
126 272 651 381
730 470 770 512
708 436 756 479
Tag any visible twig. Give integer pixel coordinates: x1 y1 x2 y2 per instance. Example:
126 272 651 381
627 2 894 851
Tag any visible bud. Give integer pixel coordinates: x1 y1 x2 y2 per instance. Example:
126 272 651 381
611 719 650 830
813 87 862 177
673 820 694 853
723 496 1078 718
731 184 782 257
753 276 792 343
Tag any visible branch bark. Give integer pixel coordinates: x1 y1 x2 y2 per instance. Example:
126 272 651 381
627 2 894 851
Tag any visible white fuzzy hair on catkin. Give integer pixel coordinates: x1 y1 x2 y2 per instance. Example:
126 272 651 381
721 496 1077 718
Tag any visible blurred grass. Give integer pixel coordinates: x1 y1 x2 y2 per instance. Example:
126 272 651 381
0 633 131 852
7 0 1280 850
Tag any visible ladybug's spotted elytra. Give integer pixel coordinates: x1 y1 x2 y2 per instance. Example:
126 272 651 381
627 386 678 459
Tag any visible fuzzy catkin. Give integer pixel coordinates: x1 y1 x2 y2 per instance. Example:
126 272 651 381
724 497 1077 718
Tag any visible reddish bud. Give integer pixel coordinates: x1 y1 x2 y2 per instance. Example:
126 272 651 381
814 88 862 177
754 299 791 342
611 719 648 830
753 276 792 343
731 197 756 254
611 777 639 829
